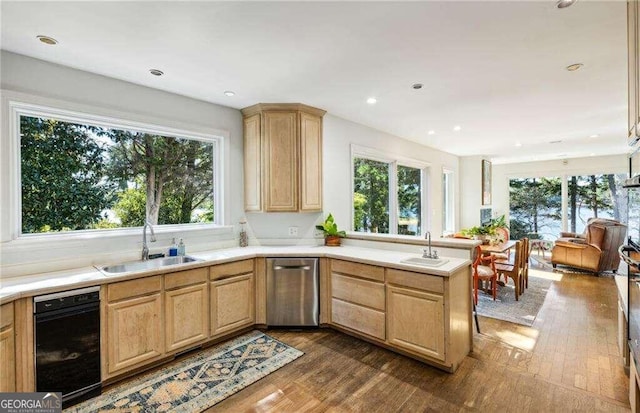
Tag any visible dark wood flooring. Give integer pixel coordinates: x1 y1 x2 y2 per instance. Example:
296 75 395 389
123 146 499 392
208 262 631 412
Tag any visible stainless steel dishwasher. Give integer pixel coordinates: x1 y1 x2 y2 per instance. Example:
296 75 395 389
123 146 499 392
266 258 319 327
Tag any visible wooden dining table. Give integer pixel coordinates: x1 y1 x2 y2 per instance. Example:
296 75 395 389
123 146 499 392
480 239 517 254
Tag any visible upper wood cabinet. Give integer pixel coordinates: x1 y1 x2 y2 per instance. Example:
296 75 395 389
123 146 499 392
241 103 326 212
629 0 640 144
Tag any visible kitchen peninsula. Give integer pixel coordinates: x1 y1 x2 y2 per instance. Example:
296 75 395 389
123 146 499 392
0 244 472 393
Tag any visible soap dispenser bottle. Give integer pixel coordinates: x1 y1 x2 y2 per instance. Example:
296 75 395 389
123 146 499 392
177 238 186 256
169 238 178 257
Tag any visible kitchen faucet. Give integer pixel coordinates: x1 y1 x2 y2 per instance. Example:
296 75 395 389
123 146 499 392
141 221 157 260
422 231 438 259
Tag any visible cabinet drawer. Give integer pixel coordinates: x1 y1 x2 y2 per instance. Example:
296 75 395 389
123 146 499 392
386 269 444 294
165 267 208 290
331 298 385 340
0 303 13 330
331 259 384 282
210 260 254 280
107 276 162 302
331 273 385 311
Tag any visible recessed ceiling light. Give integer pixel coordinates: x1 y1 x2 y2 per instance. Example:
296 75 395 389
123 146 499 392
566 63 583 72
36 35 58 45
453 125 462 132
589 134 599 138
149 69 164 76
590 153 596 156
224 91 235 97
412 83 423 90
515 142 522 147
366 97 377 105
427 130 435 135
556 0 577 9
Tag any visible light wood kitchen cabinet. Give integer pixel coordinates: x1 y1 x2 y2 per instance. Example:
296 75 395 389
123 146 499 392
241 103 326 212
629 0 640 144
387 284 445 361
330 259 386 341
0 302 16 392
386 267 470 372
104 276 163 377
165 268 209 353
210 260 255 337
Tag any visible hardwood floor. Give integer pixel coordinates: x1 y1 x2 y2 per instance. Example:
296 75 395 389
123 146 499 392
209 263 631 412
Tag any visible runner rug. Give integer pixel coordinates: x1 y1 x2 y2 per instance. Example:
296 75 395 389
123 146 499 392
65 330 303 413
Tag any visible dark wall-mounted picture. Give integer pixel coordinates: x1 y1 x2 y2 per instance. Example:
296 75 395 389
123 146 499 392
482 159 491 206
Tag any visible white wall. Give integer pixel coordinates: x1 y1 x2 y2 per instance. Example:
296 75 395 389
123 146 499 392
459 154 628 232
322 115 459 238
245 115 460 243
459 156 485 229
0 51 244 277
0 51 461 277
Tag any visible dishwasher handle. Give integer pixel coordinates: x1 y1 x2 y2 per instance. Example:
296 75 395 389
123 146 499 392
273 265 311 271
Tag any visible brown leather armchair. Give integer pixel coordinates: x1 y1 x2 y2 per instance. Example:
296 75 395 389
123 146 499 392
551 218 627 273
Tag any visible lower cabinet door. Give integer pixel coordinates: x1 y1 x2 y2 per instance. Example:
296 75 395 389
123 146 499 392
165 283 209 352
106 293 163 375
386 285 445 361
210 273 255 336
0 326 15 392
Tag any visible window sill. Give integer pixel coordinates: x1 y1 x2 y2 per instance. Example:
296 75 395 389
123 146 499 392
6 224 234 249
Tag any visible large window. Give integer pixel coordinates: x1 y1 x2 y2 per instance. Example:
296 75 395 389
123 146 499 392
509 173 627 240
509 177 561 240
17 108 221 235
352 148 427 236
565 174 627 234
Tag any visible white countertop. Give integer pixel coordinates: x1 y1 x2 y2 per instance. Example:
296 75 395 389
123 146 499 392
0 245 471 305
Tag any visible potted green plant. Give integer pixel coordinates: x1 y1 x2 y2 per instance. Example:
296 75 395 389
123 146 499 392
461 225 496 244
316 213 347 246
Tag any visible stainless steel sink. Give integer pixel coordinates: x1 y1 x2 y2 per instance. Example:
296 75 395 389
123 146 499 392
400 256 449 267
98 256 202 275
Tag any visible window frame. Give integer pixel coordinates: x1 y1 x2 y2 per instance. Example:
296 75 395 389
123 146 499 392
442 167 455 234
350 144 430 236
9 100 225 240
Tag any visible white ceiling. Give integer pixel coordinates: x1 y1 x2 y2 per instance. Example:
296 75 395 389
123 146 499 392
0 1 628 164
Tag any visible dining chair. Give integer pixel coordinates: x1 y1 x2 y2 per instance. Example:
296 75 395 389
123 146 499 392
521 237 530 290
491 227 511 260
472 245 499 305
495 240 523 301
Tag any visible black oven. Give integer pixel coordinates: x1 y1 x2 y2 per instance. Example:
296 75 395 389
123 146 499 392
34 286 101 408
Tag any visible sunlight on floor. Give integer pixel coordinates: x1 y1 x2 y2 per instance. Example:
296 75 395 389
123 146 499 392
493 327 540 352
529 268 563 282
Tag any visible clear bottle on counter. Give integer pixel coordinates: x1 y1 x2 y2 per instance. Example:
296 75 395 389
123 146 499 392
177 238 186 256
239 220 248 247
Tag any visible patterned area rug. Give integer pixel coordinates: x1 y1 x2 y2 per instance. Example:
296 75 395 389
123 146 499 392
476 271 554 326
65 331 303 413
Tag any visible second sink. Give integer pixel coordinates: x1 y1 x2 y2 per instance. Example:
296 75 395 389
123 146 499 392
400 256 449 267
99 256 202 275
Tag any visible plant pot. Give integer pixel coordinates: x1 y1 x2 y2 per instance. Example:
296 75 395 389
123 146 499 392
473 235 489 245
324 235 342 246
